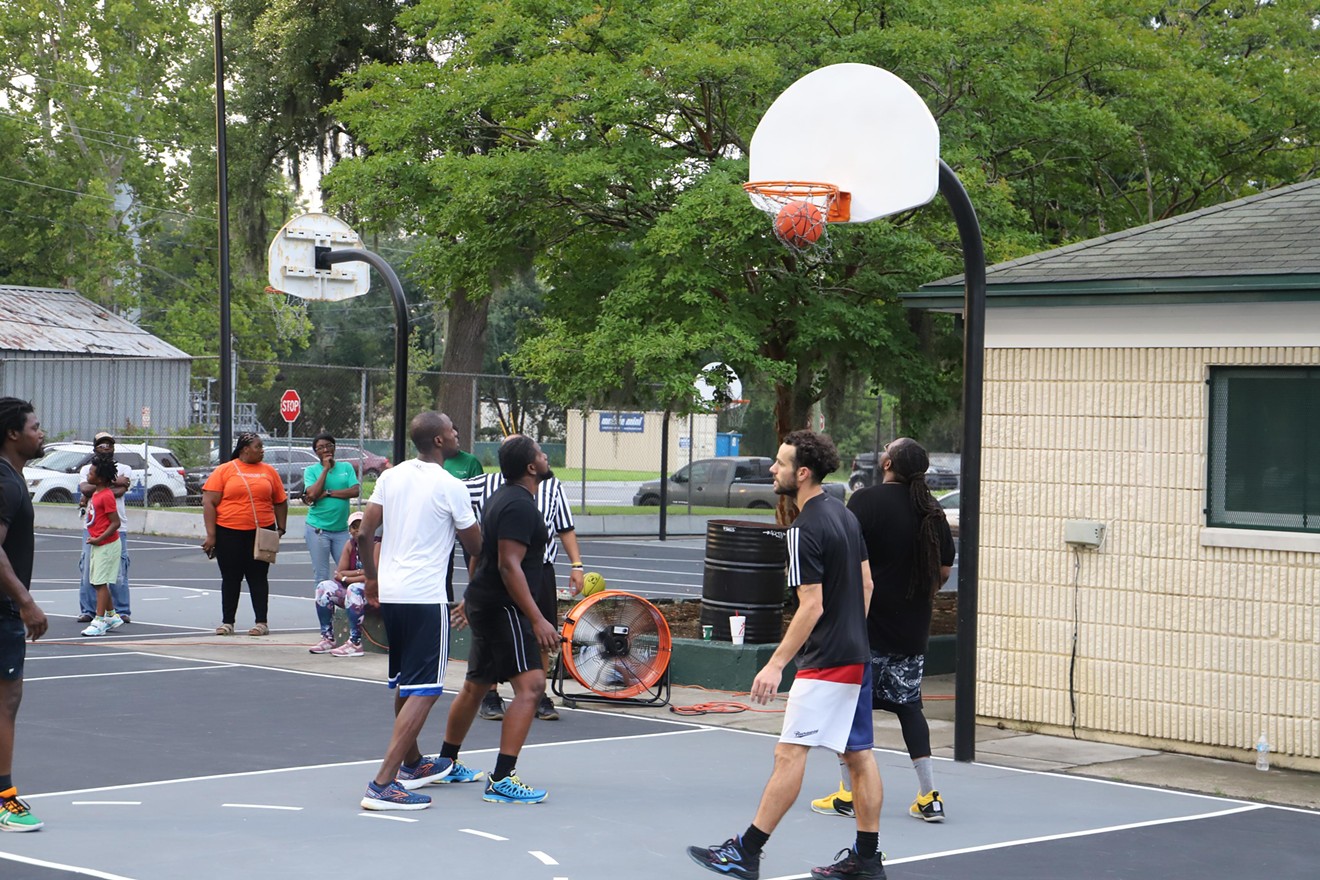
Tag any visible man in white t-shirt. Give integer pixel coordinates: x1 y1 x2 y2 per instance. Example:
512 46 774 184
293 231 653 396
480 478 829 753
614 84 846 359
357 411 482 812
76 432 132 624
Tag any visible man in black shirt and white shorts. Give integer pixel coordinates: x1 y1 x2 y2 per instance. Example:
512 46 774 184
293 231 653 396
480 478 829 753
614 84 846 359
0 398 48 832
437 435 561 805
688 430 886 880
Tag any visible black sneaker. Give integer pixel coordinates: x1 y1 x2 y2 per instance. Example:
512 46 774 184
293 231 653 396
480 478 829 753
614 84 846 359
76 614 94 623
535 696 560 721
686 836 760 880
811 847 885 880
478 690 505 721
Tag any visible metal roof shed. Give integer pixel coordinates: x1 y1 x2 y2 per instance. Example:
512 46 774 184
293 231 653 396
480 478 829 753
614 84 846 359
0 285 193 439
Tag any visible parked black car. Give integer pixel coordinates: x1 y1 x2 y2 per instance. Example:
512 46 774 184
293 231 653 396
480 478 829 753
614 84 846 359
848 452 959 493
188 444 322 499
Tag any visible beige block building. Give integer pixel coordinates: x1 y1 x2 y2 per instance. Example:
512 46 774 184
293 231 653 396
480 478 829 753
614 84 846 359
909 181 1320 771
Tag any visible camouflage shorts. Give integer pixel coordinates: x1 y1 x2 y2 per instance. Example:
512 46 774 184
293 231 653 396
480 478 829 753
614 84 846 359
870 652 924 708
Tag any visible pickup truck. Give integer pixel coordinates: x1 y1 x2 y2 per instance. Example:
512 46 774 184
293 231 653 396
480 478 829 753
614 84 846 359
632 456 846 509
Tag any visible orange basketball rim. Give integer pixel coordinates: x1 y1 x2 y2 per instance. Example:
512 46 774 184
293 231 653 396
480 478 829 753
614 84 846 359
560 590 672 699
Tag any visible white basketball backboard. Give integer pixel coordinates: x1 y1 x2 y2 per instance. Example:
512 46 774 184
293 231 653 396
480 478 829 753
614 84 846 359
267 213 370 301
694 362 743 406
748 64 940 223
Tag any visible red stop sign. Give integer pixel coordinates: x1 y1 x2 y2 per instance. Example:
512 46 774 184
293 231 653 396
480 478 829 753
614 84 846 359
279 389 301 424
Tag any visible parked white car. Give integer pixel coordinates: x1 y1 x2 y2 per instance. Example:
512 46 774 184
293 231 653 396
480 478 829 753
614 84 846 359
24 441 189 506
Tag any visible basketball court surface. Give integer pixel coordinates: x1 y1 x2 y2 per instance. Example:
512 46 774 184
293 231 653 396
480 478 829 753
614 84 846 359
3 531 1316 879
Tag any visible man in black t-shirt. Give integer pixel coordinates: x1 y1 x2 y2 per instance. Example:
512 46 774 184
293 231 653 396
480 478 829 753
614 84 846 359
811 438 955 826
689 430 886 880
0 398 48 832
437 436 558 806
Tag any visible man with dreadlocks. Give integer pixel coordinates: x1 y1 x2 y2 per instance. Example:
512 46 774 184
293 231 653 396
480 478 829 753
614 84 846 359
810 437 955 825
0 397 48 831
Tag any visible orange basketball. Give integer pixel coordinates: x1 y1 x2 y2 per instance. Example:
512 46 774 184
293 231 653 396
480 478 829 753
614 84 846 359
773 200 825 248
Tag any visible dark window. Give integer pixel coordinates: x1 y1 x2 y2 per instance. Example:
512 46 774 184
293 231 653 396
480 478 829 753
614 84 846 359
114 452 146 470
1207 367 1320 532
152 453 181 469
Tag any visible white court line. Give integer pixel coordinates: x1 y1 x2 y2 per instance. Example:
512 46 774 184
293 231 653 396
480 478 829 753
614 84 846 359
763 804 1269 880
27 652 152 661
359 813 418 823
72 800 141 806
24 729 712 801
223 803 303 811
461 828 509 841
0 851 138 880
26 664 237 682
529 851 559 865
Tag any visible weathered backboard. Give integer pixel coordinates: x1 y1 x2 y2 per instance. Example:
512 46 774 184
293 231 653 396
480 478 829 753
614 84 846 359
267 213 370 301
748 64 940 223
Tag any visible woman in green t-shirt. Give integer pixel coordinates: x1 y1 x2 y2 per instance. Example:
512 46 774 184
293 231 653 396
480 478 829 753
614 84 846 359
301 433 361 592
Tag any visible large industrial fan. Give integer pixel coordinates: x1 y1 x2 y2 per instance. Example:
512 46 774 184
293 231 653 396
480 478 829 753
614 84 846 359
552 590 672 707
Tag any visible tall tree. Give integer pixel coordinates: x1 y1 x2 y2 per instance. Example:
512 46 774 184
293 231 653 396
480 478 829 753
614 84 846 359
284 1 1320 440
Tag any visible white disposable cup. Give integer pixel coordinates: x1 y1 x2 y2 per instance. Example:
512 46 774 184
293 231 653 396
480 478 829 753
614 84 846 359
729 615 746 645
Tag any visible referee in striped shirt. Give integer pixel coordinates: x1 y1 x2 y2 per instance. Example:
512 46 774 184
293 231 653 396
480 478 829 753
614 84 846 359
463 464 584 721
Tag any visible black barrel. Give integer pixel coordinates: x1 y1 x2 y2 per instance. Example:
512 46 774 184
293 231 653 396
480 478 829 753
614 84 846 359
700 519 788 643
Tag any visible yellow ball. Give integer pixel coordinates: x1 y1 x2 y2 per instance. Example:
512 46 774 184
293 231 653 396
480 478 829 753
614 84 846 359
581 571 606 597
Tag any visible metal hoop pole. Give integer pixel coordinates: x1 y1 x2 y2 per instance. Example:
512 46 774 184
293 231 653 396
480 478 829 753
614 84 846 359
320 248 410 467
938 160 987 764
214 13 233 461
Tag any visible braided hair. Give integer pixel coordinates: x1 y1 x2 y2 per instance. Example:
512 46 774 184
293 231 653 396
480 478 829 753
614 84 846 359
231 431 260 460
90 454 118 485
884 438 948 599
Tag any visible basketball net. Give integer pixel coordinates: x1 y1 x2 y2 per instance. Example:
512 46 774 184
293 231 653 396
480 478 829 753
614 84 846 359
743 181 848 256
721 399 750 432
263 285 310 339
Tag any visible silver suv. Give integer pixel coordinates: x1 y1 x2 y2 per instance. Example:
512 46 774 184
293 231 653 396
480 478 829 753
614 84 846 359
24 441 189 506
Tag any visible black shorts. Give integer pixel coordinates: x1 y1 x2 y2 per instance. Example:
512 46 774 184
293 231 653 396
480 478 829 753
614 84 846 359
380 603 448 698
535 562 557 625
0 615 26 681
465 599 542 685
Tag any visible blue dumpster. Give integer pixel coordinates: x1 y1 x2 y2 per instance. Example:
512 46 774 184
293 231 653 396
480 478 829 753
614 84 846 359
715 432 742 456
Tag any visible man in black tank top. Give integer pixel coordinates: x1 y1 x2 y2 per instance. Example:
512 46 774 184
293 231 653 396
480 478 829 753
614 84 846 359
0 398 48 832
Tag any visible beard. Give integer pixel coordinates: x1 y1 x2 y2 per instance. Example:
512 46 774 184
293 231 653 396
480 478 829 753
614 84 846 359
774 475 797 496
538 467 555 482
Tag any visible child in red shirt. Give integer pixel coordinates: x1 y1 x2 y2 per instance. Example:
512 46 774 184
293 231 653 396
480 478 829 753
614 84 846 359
82 457 123 637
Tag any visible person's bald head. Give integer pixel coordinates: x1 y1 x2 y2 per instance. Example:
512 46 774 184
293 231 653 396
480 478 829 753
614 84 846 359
409 411 458 461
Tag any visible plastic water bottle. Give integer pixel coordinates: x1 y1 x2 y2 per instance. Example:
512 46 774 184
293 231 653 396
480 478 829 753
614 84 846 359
1255 732 1270 771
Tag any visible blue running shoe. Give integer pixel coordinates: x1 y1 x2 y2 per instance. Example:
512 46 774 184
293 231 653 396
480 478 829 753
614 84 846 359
482 774 547 804
432 760 485 784
396 755 454 790
360 781 431 811
686 836 760 880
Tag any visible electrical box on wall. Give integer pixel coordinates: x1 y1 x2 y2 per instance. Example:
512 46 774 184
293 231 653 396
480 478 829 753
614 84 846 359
1064 520 1106 548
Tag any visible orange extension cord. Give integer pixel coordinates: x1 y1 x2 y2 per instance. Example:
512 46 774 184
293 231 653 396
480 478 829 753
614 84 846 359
668 684 954 717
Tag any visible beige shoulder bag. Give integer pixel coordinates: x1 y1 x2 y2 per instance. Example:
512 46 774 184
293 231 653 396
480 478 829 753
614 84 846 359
234 462 280 564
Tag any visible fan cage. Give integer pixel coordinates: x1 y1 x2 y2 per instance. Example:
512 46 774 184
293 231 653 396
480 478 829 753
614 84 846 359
560 590 672 700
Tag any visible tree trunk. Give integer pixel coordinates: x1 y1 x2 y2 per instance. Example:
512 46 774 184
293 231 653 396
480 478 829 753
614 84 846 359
436 284 489 446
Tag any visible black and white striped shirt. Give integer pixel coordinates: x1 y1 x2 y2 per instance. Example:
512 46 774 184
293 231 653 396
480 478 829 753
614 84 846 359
465 473 576 565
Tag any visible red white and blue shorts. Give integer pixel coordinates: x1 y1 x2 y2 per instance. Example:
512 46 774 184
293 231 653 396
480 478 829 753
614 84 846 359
778 661 874 753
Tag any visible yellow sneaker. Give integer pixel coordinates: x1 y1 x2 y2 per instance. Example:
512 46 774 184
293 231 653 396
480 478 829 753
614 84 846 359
810 784 854 818
910 789 945 823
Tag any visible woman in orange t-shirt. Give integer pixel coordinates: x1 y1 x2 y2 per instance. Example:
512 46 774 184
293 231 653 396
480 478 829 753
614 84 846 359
201 433 288 636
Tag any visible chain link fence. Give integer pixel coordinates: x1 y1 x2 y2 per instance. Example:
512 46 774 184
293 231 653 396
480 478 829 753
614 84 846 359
7 355 956 529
